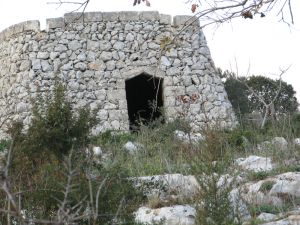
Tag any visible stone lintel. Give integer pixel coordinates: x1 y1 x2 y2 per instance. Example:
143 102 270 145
124 66 165 80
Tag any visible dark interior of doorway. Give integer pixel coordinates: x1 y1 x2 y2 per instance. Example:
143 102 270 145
125 73 164 131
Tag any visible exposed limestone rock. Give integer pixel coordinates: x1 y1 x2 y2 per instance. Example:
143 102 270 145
134 205 196 225
123 141 144 154
235 155 274 172
239 172 300 207
174 130 204 144
132 174 200 202
257 213 277 222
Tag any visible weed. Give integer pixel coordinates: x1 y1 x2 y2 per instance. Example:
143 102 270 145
259 181 275 193
0 140 9 152
248 171 270 181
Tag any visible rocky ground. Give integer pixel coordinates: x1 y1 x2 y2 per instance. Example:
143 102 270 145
1 128 299 224
92 132 300 225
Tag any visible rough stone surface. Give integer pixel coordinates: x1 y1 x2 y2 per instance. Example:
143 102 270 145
134 205 196 225
123 141 144 154
239 172 300 207
236 155 274 172
294 138 300 146
261 213 300 225
132 174 200 201
0 11 236 138
174 130 204 144
271 137 288 151
257 213 277 222
92 146 103 156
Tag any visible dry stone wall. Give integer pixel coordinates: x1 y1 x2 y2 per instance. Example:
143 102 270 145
0 11 236 137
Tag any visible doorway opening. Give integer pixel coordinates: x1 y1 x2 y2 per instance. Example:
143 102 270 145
125 73 164 131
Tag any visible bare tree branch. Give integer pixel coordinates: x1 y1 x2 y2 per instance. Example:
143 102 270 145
232 65 291 128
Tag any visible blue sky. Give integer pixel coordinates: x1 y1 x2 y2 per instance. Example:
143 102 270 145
1 0 300 101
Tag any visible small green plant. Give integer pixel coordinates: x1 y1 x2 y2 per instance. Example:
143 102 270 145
21 83 97 158
259 180 275 193
248 171 270 181
0 140 9 152
93 130 135 147
250 204 282 215
191 128 241 225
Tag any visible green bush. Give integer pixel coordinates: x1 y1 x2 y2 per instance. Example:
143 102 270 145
259 181 275 193
0 83 145 224
0 140 9 152
250 204 283 215
23 84 97 158
248 171 270 181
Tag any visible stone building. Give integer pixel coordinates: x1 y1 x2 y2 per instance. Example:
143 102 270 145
0 11 236 137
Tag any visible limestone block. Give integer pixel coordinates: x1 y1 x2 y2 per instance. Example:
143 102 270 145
46 17 64 30
159 14 172 25
41 60 53 72
173 15 191 26
113 41 125 50
125 33 135 42
0 31 5 41
111 120 120 130
74 62 87 71
235 156 274 172
107 89 125 101
139 11 160 21
165 96 176 107
135 205 196 225
166 67 180 76
87 40 99 51
88 61 106 71
16 102 28 113
19 60 31 71
99 41 112 51
2 27 13 39
95 90 106 101
106 60 116 71
102 12 119 21
148 42 160 50
64 13 83 23
23 20 40 32
161 56 171 66
109 110 124 120
166 48 178 58
97 110 108 120
100 51 112 62
119 11 139 21
54 44 67 52
13 23 24 34
37 52 50 59
83 12 103 22
31 59 41 70
68 40 82 51
133 174 200 200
